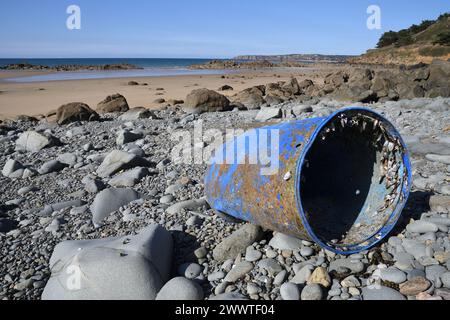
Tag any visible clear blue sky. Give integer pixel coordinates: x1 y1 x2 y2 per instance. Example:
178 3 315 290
0 0 448 58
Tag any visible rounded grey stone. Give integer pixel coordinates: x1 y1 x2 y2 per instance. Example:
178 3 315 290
156 277 203 300
280 283 300 300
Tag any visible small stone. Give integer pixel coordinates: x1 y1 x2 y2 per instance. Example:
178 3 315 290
90 188 140 227
178 263 203 279
245 247 262 262
379 267 407 284
399 277 431 296
362 285 405 300
224 261 254 283
160 195 175 204
300 246 314 257
441 272 450 289
269 232 303 250
247 283 261 295
308 267 331 288
406 220 438 233
341 275 361 288
257 258 283 275
301 284 323 300
156 277 203 300
213 224 263 262
274 270 287 286
208 271 225 282
194 247 207 259
116 130 143 146
280 283 300 300
291 265 314 284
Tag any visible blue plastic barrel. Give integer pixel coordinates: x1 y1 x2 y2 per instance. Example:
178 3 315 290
205 107 412 254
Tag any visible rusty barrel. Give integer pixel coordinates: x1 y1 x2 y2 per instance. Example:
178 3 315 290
205 107 412 254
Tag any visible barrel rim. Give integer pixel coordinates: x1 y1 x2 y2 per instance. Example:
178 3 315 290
294 106 413 255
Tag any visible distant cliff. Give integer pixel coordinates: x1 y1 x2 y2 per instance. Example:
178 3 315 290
350 13 450 66
233 54 354 63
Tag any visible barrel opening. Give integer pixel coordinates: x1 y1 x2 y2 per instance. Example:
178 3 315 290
299 110 408 252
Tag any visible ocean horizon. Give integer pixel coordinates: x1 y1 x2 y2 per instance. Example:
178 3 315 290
0 58 234 82
0 58 218 68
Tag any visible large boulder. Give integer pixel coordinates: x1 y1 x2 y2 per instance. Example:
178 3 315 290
233 86 266 110
184 89 231 114
42 224 173 300
96 150 151 178
281 78 301 95
56 102 99 125
96 94 129 113
423 60 450 98
90 188 141 226
16 131 59 152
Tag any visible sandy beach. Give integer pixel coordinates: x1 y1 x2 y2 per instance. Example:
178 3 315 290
0 67 333 120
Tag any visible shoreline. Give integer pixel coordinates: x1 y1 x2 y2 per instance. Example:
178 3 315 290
0 67 335 120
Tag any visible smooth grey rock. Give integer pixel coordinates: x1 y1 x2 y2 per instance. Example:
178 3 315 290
274 270 287 286
2 159 24 178
186 215 203 226
166 198 208 215
379 267 407 284
407 220 438 233
57 153 79 166
84 178 106 193
42 224 172 300
208 271 225 282
178 263 203 279
301 284 323 300
402 239 427 260
257 258 283 275
269 232 304 250
291 265 314 284
300 246 314 257
213 224 263 262
425 265 447 283
16 131 57 152
156 277 203 300
441 272 450 289
119 108 155 121
109 167 150 187
160 194 175 204
96 150 150 178
38 200 86 216
224 261 254 283
90 188 141 226
329 259 365 273
280 283 300 300
18 185 38 196
255 108 282 121
362 285 405 300
116 130 143 146
245 247 262 262
292 105 313 116
38 160 67 175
